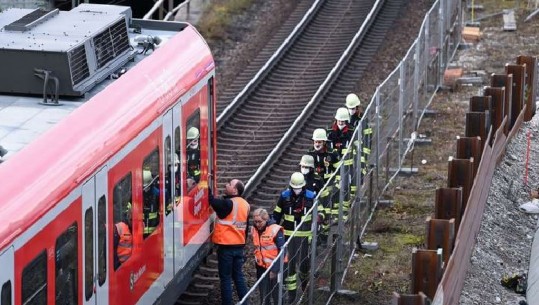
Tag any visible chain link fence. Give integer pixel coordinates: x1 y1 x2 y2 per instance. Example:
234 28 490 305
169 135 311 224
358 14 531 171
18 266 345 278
238 0 462 304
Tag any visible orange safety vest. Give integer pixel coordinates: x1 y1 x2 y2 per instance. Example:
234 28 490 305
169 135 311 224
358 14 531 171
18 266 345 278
212 197 250 245
252 224 286 269
115 222 132 263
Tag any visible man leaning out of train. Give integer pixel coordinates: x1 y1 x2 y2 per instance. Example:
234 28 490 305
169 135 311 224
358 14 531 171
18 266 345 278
210 179 251 305
252 208 287 305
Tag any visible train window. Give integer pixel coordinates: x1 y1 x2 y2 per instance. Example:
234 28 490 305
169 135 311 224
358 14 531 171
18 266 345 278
84 207 94 301
142 148 161 238
186 111 201 191
174 126 182 202
97 195 107 285
165 136 173 215
22 251 47 305
1 281 11 305
55 222 78 305
113 173 133 270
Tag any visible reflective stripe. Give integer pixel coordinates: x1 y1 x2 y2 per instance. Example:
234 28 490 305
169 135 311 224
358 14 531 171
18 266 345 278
341 148 348 155
363 128 373 135
363 147 371 154
148 212 158 220
284 229 311 237
344 159 353 166
274 206 282 213
351 186 357 192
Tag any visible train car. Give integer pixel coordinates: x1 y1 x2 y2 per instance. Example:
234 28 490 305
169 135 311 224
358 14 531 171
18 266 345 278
0 4 216 305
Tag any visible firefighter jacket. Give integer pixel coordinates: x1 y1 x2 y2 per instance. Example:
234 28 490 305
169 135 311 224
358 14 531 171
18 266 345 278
143 185 160 237
308 146 338 181
187 147 200 183
327 123 354 158
115 222 132 263
212 196 250 246
304 171 324 195
349 111 363 128
273 188 315 238
252 220 286 271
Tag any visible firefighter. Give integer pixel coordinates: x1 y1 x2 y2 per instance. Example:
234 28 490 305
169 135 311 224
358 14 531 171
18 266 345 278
346 93 362 128
272 172 316 303
327 108 355 224
143 170 160 237
308 128 338 182
327 107 354 158
210 179 250 305
252 208 286 305
346 93 372 183
186 126 201 184
299 155 324 195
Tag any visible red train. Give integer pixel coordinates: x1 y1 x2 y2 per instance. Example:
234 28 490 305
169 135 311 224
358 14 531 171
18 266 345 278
0 4 216 305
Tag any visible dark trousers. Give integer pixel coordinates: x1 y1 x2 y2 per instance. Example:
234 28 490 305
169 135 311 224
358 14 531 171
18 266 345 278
284 235 310 304
217 246 248 305
256 265 279 305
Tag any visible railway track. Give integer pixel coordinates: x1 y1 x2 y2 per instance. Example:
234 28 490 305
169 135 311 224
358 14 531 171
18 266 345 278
177 0 407 304
216 0 379 196
216 0 405 209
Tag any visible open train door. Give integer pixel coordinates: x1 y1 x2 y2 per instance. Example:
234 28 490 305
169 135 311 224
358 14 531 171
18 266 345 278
0 246 14 305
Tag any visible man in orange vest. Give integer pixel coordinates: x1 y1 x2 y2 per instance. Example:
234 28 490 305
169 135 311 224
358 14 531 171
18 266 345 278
210 179 250 305
113 205 133 270
251 208 286 305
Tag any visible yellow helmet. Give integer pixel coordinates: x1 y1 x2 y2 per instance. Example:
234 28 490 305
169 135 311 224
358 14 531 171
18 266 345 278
187 127 200 140
312 128 327 141
335 107 350 121
289 172 306 188
346 93 361 108
299 155 314 168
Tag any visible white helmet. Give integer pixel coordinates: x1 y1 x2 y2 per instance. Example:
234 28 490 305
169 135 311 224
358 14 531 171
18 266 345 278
335 107 350 121
187 127 200 140
289 172 306 188
312 128 328 141
143 170 153 188
346 93 361 108
299 155 315 168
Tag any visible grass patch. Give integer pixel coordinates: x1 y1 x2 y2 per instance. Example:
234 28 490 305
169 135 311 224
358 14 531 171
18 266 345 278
197 0 253 40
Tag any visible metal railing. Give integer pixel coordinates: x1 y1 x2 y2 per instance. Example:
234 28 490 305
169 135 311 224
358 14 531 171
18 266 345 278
238 0 462 304
143 0 210 22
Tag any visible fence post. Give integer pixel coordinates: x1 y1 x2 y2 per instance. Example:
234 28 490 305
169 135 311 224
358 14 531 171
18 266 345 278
308 201 319 305
413 40 421 130
278 244 286 305
439 0 445 88
399 65 405 164
335 163 346 290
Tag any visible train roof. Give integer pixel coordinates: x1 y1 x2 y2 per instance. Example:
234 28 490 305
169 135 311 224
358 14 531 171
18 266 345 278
0 4 214 250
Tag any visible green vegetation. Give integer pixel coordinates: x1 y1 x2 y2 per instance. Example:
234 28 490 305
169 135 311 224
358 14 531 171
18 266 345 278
197 0 253 40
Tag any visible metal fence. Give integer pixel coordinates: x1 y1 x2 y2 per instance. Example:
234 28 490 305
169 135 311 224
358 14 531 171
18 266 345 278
238 0 462 304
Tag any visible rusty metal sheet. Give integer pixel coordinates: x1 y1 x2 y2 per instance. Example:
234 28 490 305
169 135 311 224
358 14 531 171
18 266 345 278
469 95 491 113
505 64 526 127
426 217 455 266
516 55 537 121
483 86 505 137
447 157 474 211
435 187 463 235
491 73 513 132
465 112 489 147
456 136 482 177
411 248 443 300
